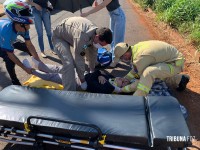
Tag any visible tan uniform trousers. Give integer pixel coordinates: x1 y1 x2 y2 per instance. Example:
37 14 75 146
52 37 76 91
133 62 183 96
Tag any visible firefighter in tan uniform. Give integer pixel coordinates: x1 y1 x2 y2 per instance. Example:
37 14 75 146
112 40 190 96
52 17 112 91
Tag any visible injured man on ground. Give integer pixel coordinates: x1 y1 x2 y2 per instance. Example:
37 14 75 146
22 57 139 94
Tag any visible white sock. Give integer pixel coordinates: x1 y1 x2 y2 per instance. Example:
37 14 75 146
31 56 39 69
22 58 32 68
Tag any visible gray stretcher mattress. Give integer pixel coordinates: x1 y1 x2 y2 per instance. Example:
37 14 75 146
0 85 191 148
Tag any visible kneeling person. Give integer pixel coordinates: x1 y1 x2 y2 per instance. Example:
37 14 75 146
112 40 190 96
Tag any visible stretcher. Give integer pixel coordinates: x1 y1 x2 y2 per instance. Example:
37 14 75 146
0 85 191 150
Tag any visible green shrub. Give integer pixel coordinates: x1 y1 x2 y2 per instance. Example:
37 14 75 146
134 0 147 9
154 0 175 12
164 0 200 27
190 18 200 44
134 0 155 9
179 22 193 34
190 30 200 43
133 0 200 49
146 0 155 6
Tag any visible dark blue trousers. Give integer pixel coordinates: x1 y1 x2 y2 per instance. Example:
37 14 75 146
0 39 31 85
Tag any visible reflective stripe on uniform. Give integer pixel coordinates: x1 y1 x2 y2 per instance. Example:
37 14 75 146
131 42 150 60
167 64 174 74
137 83 151 93
122 85 132 93
125 71 140 81
125 72 135 81
131 45 139 60
175 58 184 67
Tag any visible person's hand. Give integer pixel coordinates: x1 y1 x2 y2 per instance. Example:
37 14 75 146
98 76 106 84
35 4 42 11
24 67 33 74
47 1 53 9
81 81 87 90
93 0 98 7
81 12 89 17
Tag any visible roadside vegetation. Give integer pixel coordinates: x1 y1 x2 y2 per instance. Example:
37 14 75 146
133 0 200 51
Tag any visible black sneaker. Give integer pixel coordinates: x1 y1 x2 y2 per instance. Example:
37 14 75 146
176 75 190 92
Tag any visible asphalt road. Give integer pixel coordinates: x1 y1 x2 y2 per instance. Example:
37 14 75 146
0 0 153 149
0 0 152 91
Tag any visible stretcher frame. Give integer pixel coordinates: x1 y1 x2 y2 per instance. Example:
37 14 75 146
0 85 192 150
1 116 143 150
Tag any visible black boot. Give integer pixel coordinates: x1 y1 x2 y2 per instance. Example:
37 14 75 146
176 75 190 92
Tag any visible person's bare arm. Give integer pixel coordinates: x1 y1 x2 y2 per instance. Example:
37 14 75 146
7 52 32 74
25 40 40 61
81 0 111 17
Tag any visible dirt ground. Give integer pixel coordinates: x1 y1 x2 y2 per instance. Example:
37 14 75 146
128 0 200 149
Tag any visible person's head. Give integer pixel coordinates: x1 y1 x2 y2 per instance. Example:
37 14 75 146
5 1 34 31
93 27 112 48
112 43 132 66
114 77 130 88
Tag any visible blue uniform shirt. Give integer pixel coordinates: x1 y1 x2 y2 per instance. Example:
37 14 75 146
0 18 30 53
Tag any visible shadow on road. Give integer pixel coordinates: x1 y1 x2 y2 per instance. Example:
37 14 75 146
104 62 131 77
50 9 63 15
172 87 200 140
47 55 62 65
17 51 30 57
0 66 12 89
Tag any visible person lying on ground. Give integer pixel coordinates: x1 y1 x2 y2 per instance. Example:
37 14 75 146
23 58 139 94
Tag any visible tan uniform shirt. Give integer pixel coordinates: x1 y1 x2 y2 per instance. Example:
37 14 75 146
132 40 184 75
53 17 98 80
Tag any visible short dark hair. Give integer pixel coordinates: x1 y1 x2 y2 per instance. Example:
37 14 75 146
96 27 112 44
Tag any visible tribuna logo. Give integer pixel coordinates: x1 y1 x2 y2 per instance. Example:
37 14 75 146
166 136 196 142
